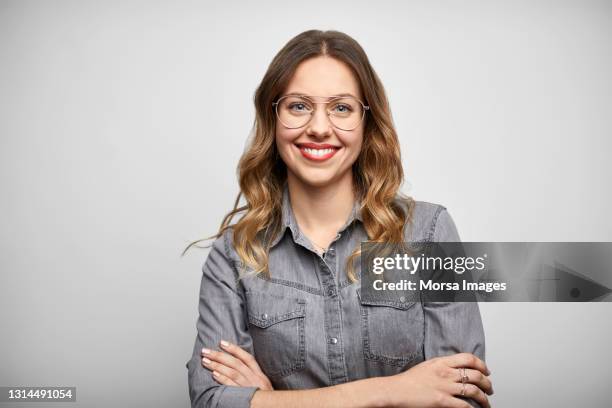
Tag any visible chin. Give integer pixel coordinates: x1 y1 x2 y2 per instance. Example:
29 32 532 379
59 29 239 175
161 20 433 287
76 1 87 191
296 173 337 188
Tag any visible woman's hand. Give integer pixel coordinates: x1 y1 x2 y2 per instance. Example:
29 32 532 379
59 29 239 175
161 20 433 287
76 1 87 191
201 340 273 391
384 353 493 408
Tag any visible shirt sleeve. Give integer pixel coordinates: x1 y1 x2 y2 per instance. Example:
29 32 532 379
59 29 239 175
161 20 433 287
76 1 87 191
423 208 486 408
185 229 259 408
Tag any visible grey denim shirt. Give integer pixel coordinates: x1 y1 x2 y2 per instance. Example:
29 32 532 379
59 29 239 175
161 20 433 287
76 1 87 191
186 184 486 408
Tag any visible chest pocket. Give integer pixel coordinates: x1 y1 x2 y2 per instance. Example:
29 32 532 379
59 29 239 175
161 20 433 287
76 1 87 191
357 288 424 367
245 290 306 379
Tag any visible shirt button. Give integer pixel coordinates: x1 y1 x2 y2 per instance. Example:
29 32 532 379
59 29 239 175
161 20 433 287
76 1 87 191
329 337 338 344
399 296 406 303
327 288 336 296
261 313 268 320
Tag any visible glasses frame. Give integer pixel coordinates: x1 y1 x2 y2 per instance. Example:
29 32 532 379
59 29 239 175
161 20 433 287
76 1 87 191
272 94 370 131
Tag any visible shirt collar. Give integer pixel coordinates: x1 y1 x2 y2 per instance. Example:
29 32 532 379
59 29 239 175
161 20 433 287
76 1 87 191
268 182 363 249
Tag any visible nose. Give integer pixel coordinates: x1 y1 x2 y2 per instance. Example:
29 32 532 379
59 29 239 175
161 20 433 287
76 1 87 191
305 104 332 138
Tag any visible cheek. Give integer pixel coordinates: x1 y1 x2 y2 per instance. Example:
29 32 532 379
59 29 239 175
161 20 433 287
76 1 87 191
339 132 364 161
275 125 292 149
275 127 300 161
275 124 289 144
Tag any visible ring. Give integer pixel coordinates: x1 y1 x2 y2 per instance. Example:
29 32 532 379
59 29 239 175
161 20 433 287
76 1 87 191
461 367 469 383
460 367 468 396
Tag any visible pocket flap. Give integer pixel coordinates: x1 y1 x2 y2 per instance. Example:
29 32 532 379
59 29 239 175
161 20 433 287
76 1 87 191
246 291 306 329
357 288 417 310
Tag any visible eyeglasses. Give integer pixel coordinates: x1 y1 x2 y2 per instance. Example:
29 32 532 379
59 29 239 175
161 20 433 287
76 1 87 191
272 94 369 131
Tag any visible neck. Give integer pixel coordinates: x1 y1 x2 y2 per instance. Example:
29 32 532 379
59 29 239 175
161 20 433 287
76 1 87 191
286 171 355 236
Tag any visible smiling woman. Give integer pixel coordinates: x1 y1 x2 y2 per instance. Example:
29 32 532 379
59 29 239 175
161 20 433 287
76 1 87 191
275 56 365 194
183 29 492 408
271 58 367 259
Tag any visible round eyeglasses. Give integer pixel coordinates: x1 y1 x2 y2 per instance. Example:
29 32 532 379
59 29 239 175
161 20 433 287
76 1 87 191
272 94 369 131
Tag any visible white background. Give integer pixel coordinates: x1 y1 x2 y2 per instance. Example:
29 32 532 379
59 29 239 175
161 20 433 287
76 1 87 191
1 0 611 406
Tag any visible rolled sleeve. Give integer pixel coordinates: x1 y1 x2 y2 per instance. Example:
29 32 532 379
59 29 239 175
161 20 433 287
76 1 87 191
423 208 486 408
186 229 258 408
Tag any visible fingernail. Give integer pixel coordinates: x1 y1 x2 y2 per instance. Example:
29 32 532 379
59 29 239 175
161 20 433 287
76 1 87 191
212 371 219 377
202 348 211 355
202 357 211 364
220 340 230 347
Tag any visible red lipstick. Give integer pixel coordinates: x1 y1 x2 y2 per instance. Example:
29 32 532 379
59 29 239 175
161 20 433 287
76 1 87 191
295 143 340 162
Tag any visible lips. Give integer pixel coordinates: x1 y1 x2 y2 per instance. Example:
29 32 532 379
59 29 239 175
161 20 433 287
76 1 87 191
295 143 341 162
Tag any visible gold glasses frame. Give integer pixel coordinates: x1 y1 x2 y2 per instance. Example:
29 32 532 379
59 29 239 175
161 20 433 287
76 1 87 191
272 94 370 131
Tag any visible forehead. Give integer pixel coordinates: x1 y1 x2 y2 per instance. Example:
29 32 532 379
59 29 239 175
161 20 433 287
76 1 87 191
284 56 362 100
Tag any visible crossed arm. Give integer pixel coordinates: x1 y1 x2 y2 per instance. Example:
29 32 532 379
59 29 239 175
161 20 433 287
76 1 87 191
199 340 493 408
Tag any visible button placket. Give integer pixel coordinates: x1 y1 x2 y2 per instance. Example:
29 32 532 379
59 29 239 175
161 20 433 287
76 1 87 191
327 232 343 283
316 251 348 384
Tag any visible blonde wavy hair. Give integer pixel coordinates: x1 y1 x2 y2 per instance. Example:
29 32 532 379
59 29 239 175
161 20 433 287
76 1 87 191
183 29 414 282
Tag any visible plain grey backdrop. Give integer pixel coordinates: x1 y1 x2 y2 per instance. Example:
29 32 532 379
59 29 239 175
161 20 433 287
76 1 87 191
1 0 611 407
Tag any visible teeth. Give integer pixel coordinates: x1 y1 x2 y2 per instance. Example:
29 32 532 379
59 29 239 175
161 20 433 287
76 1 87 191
303 147 335 156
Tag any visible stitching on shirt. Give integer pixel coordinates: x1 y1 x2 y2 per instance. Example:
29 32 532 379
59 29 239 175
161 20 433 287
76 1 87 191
254 273 324 296
223 230 243 289
358 298 417 310
339 280 357 289
222 229 233 261
248 306 306 328
426 206 446 242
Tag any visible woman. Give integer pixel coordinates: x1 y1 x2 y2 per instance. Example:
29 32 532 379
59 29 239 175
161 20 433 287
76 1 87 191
185 29 493 408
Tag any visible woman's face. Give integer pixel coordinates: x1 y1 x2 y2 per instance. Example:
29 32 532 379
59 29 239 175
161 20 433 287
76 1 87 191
275 56 364 188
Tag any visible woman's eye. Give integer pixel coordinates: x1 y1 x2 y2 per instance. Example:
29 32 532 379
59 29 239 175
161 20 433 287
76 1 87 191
289 103 309 111
332 104 352 113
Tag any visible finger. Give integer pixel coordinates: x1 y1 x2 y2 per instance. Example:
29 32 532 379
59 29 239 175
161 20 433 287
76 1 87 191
444 353 491 376
202 348 269 389
445 366 493 396
212 370 239 386
219 340 265 375
452 383 490 408
202 356 249 386
463 368 493 395
202 348 250 375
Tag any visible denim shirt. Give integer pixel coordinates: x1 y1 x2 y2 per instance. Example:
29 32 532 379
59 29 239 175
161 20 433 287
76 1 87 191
186 184 486 408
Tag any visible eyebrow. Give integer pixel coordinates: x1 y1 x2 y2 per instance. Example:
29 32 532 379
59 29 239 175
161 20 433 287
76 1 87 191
286 92 359 99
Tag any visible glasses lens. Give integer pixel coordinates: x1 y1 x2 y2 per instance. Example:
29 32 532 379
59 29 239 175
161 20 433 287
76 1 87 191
277 96 313 128
328 97 364 130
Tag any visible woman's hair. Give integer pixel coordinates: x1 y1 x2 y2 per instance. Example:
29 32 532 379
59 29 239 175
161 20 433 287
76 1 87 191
183 29 414 282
